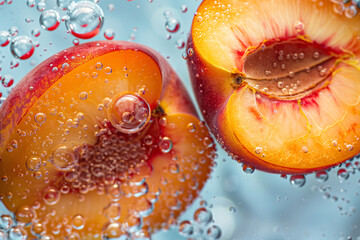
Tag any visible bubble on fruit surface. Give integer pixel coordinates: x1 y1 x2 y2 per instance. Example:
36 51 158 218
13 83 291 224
159 137 173 153
51 145 78 170
337 168 349 180
65 1 104 39
107 93 151 134
179 220 194 237
10 35 35 60
290 174 306 188
57 0 73 10
0 31 10 47
104 28 115 40
71 214 85 230
26 157 41 171
39 9 60 31
242 164 255 174
315 171 329 182
1 75 14 88
0 215 13 230
15 205 35 227
8 226 27 240
194 207 213 226
103 202 121 220
101 222 128 240
294 20 304 33
34 112 46 125
43 186 60 205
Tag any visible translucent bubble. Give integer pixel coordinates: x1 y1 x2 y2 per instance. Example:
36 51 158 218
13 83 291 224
57 0 73 10
176 38 185 49
345 5 357 18
179 220 194 237
290 174 306 188
159 137 173 153
104 28 115 40
165 17 180 33
207 225 222 240
43 187 60 205
194 207 213 226
132 229 151 240
242 164 255 174
8 26 18 36
26 157 41 171
72 214 85 230
107 93 151 134
31 29 41 37
180 5 188 13
103 202 121 220
0 31 10 47
294 20 304 33
37 1 46 11
15 205 35 227
315 171 329 182
34 112 47 125
10 36 35 60
0 230 5 240
39 9 60 31
102 222 129 240
79 91 88 100
8 226 27 240
124 214 142 233
27 0 35 7
337 168 349 180
1 75 14 88
65 1 104 39
0 215 13 230
51 145 78 170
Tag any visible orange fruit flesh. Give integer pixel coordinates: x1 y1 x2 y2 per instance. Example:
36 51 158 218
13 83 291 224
0 49 215 238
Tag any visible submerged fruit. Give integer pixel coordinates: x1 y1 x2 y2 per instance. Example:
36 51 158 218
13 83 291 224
0 41 215 239
187 0 360 173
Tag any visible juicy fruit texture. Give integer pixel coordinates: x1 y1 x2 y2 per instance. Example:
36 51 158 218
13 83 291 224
187 0 360 173
0 41 215 239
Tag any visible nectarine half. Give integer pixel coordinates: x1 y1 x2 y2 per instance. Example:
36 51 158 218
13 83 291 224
187 0 360 173
0 41 215 239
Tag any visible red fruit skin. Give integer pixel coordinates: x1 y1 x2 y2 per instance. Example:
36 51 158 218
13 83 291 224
187 36 343 174
0 41 197 152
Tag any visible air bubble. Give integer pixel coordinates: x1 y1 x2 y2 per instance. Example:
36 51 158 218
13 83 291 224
10 36 35 60
26 157 41 171
294 20 304 33
8 226 27 240
194 207 213 226
57 0 73 10
79 91 88 100
180 5 188 13
102 222 128 240
71 214 85 230
315 171 329 182
242 164 255 174
43 187 60 205
37 1 46 11
27 0 35 8
31 29 41 37
105 67 112 74
65 1 104 39
0 31 10 47
345 5 357 18
159 137 173 153
34 112 46 125
179 220 194 237
165 17 180 33
15 205 35 227
103 202 121 220
104 29 115 40
207 225 222 240
107 93 151 134
51 145 78 170
1 75 14 88
39 9 60 31
337 168 349 180
290 175 306 188
0 215 13 230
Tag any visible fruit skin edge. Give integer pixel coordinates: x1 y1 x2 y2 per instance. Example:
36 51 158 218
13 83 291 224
0 41 198 153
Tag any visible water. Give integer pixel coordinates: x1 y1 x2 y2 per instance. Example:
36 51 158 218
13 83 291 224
0 1 360 240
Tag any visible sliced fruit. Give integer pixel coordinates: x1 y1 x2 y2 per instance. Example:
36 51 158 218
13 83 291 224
187 0 360 173
0 41 215 239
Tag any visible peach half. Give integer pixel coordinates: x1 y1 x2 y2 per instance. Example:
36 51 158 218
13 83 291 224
0 41 215 239
187 0 360 173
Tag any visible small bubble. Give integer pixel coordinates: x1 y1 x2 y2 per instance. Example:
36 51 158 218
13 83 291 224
315 171 329 182
43 187 60 205
104 28 115 40
104 67 112 74
103 202 121 220
39 9 60 31
72 214 85 230
290 175 306 188
95 62 103 70
1 75 14 88
176 38 185 49
72 38 79 45
8 226 27 240
242 164 255 174
57 0 73 10
179 220 193 237
0 215 13 230
79 91 88 100
207 225 222 240
51 145 78 170
345 5 357 18
187 122 196 132
0 31 10 47
313 52 320 59
8 26 18 36
102 222 128 240
180 5 188 13
159 137 173 153
194 207 213 226
337 168 349 180
10 36 35 60
165 17 180 33
15 205 35 227
27 0 35 8
37 1 46 11
294 20 304 33
31 29 41 37
26 157 41 171
34 113 47 125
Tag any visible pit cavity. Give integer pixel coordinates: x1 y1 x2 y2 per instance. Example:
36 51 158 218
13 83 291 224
237 39 341 100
